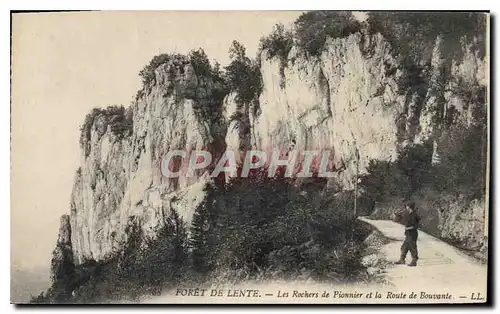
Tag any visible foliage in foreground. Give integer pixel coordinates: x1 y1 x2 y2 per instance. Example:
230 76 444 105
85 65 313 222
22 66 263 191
33 169 371 303
190 168 369 283
31 209 189 304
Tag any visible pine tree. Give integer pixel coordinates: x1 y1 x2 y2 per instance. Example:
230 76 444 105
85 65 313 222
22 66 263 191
141 208 188 287
118 217 144 282
189 183 218 273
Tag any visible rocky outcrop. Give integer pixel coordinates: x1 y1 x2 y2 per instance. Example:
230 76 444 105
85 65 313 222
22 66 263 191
48 215 75 302
435 196 488 258
70 58 226 263
250 32 404 188
63 17 488 265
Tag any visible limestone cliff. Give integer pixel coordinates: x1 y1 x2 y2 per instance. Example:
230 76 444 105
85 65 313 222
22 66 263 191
71 57 227 263
62 13 488 265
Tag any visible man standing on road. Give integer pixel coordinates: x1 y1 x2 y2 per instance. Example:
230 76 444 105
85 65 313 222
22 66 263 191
395 202 421 267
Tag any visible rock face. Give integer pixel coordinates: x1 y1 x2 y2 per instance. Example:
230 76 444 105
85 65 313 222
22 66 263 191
252 33 404 188
63 23 488 264
436 196 487 255
49 215 75 301
70 59 226 263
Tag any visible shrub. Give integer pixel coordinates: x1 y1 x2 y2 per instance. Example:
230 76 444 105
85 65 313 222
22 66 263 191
432 122 487 200
360 159 410 203
189 183 220 274
294 11 361 56
258 23 294 88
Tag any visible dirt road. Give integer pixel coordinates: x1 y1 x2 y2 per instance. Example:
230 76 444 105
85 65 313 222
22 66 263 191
139 218 488 304
358 217 488 303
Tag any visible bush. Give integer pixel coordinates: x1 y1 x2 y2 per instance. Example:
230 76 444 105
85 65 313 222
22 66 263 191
109 212 189 292
360 159 409 203
189 183 220 273
294 11 361 56
258 23 294 88
188 48 212 78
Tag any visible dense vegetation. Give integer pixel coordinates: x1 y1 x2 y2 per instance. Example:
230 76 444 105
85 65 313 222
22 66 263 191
359 114 487 237
257 11 485 62
138 53 175 86
31 209 190 303
259 23 293 87
366 12 486 62
32 169 371 304
184 48 229 123
258 11 361 61
259 23 293 65
294 11 362 56
190 169 369 282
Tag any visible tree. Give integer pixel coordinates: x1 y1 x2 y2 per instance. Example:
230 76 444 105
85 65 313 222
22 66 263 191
189 183 219 273
294 11 361 56
188 48 211 77
259 23 294 62
141 208 188 287
224 40 263 105
229 40 247 60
